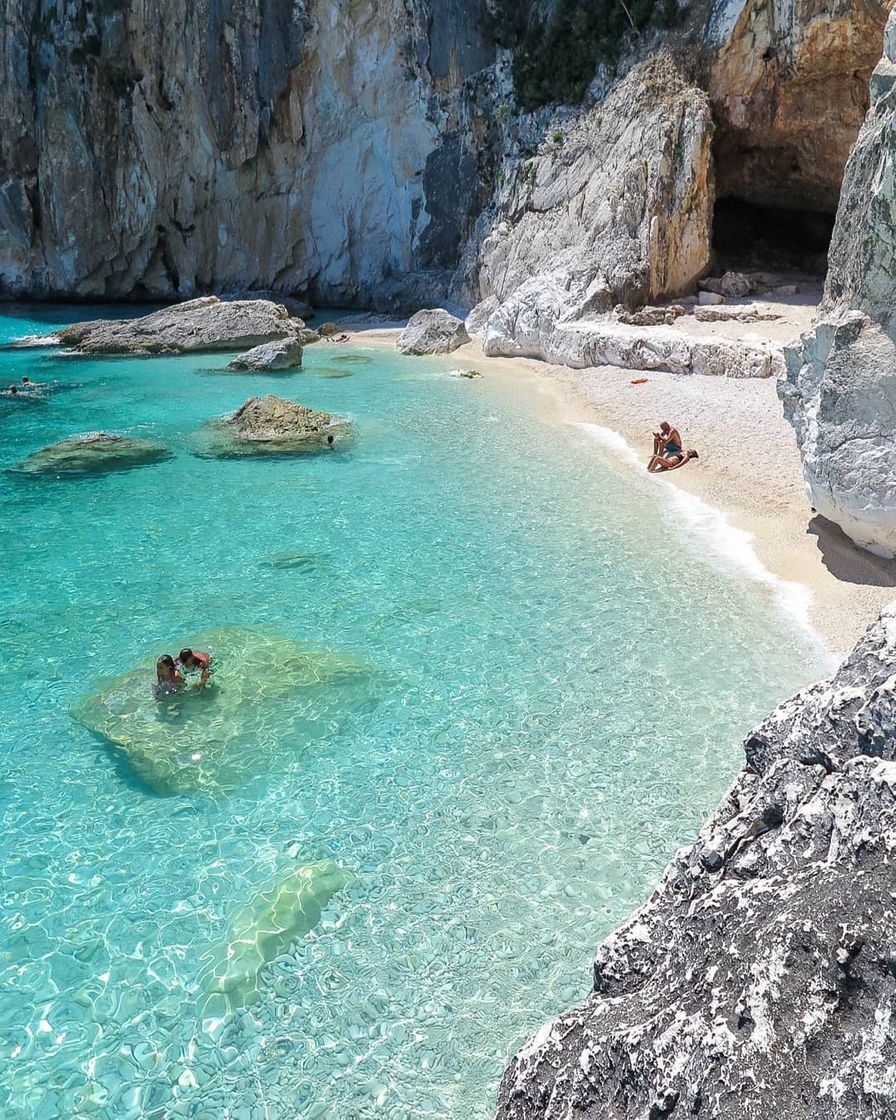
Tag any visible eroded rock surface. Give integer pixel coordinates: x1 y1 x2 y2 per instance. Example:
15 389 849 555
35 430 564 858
783 12 896 557
10 432 169 475
49 297 298 355
72 627 376 795
203 394 342 457
397 308 470 355
496 604 896 1120
226 337 304 371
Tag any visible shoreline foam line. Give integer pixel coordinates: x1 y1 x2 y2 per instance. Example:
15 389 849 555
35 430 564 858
571 421 835 666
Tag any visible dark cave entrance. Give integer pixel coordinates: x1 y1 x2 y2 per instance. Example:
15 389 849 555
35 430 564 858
711 197 835 276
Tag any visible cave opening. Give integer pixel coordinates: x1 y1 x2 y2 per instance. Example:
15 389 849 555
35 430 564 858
711 196 836 277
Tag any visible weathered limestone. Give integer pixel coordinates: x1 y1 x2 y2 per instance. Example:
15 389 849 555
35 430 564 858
496 603 896 1120
48 297 300 355
72 627 375 795
202 861 353 1008
10 432 169 475
202 394 344 457
782 12 896 557
484 306 783 378
226 337 303 371
397 308 470 355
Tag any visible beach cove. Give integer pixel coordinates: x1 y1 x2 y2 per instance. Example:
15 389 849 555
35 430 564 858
0 304 825 1119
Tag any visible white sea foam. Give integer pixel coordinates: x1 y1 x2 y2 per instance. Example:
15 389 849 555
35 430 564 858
572 421 833 662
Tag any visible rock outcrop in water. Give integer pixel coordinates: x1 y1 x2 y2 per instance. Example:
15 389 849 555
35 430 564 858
226 337 304 371
46 297 300 355
782 11 896 557
495 603 896 1120
201 394 344 456
73 627 376 795
202 860 353 1010
10 432 169 475
397 308 470 355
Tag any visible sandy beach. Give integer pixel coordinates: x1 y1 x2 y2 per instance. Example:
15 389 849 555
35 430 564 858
345 304 896 659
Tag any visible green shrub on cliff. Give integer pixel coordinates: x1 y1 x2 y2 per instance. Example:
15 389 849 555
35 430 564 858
504 0 680 111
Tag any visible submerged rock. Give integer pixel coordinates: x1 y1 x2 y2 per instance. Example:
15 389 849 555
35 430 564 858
783 13 896 557
72 627 377 795
47 297 301 355
201 394 346 457
397 308 470 355
11 432 169 475
226 338 303 371
496 604 896 1120
201 860 353 1008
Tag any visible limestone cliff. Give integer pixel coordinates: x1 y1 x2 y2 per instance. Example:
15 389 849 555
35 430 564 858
783 10 896 557
495 603 896 1120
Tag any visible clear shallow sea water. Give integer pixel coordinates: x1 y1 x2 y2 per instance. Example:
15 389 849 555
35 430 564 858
0 306 825 1119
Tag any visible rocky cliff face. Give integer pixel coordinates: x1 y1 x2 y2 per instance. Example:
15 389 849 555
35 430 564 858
783 10 896 557
0 0 496 301
495 603 896 1120
1 1 886 316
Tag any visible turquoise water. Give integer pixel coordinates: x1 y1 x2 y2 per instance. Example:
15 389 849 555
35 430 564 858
0 306 823 1119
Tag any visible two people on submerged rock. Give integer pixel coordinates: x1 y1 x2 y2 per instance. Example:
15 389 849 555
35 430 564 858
648 420 698 472
154 648 212 698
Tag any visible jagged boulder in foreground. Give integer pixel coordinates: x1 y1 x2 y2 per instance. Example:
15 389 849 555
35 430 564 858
496 603 896 1120
397 308 470 355
11 431 169 474
782 13 896 557
46 297 302 355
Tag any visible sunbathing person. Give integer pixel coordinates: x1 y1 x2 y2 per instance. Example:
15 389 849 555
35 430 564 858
648 446 699 472
652 421 681 458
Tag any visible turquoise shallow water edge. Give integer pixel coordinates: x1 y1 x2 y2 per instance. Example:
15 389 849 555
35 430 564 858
0 306 825 1119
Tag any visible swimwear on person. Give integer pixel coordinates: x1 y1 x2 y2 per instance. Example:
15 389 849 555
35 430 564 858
177 647 212 688
154 654 184 698
648 420 698 472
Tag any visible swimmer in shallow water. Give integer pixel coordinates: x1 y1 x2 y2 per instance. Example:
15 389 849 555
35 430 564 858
176 647 212 689
155 654 184 698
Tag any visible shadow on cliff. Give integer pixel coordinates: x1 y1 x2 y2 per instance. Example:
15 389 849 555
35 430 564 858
808 515 896 587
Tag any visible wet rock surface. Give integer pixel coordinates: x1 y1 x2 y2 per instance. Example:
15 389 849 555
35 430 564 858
72 627 377 795
397 308 470 355
49 297 299 355
10 431 169 475
496 603 896 1120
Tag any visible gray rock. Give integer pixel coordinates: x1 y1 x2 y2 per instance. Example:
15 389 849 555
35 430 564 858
782 13 896 557
51 297 298 355
226 338 303 372
615 304 686 327
203 394 345 457
698 290 726 306
496 603 896 1120
397 308 470 355
11 432 169 475
719 271 756 298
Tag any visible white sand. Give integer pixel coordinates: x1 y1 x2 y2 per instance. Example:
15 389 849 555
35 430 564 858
341 298 896 660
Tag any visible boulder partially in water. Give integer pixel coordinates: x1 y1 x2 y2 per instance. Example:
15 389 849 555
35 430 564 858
397 308 470 355
226 338 304 371
201 860 353 1008
201 394 346 457
47 297 302 355
496 604 896 1120
72 627 376 795
11 432 169 475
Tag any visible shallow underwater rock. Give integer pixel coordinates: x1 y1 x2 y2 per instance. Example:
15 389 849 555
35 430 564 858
496 603 896 1120
11 432 169 475
201 394 347 457
397 308 470 355
226 338 303 371
72 627 376 795
47 297 300 355
201 860 353 1008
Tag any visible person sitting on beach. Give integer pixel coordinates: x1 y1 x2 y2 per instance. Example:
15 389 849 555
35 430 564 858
648 421 698 472
155 654 184 698
176 647 212 688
